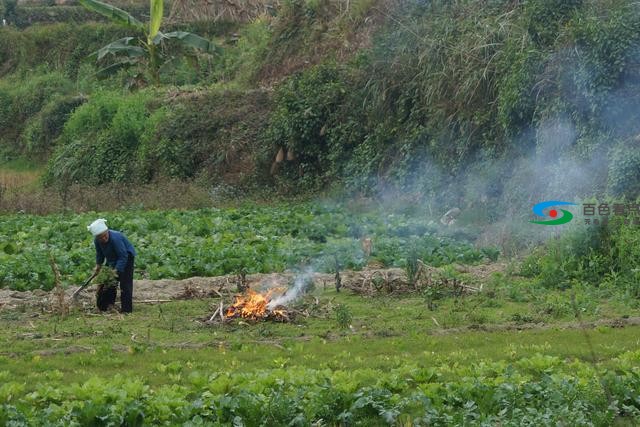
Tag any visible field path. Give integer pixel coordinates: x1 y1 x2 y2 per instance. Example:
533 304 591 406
0 263 507 310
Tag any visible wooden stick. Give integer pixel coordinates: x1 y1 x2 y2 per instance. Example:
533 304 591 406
48 251 68 316
136 299 172 304
209 307 220 322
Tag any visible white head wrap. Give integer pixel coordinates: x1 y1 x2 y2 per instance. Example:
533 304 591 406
87 218 108 237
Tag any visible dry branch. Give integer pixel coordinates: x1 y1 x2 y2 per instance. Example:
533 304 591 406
136 299 172 304
343 262 482 296
48 252 69 316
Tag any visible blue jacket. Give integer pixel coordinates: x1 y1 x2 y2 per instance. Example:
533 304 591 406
94 230 136 273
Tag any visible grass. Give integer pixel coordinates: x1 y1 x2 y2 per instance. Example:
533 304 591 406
1 285 639 391
0 159 44 190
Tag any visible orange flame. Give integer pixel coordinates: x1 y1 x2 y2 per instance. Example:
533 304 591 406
225 288 287 320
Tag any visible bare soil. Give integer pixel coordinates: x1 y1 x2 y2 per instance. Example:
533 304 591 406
0 263 509 311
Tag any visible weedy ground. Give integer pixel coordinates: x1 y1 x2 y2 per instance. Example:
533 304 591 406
2 282 639 390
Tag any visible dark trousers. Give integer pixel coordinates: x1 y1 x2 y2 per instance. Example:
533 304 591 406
120 254 134 312
97 254 134 312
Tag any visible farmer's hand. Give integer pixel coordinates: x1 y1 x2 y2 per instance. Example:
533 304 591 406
93 265 102 275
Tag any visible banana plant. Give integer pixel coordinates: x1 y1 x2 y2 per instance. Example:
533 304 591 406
79 0 218 86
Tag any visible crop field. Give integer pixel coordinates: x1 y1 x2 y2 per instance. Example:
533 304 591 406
2 290 640 425
1 203 639 426
0 203 496 291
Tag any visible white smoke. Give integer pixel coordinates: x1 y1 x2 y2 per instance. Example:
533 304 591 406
266 266 315 309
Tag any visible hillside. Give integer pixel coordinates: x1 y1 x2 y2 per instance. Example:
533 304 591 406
1 1 639 218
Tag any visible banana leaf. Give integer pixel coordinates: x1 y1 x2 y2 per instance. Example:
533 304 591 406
154 31 219 54
92 37 145 61
79 0 144 31
148 0 164 43
95 58 138 78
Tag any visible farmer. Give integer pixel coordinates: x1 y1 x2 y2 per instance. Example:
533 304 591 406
87 218 137 313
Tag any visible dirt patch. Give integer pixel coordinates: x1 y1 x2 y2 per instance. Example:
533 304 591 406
0 263 508 312
0 272 309 311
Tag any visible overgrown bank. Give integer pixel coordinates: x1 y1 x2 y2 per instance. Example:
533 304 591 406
3 1 640 205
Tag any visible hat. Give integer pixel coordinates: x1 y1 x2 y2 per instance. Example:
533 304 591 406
87 218 108 236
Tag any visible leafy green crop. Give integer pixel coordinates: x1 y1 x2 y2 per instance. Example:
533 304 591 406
0 203 492 291
0 351 638 425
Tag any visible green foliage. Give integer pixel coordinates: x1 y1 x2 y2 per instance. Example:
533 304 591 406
523 0 582 46
423 282 447 311
0 353 638 424
0 0 16 22
0 203 488 291
45 90 154 186
95 266 118 287
608 141 640 198
521 227 604 289
13 6 103 27
359 1 517 174
260 0 640 204
334 303 352 328
0 71 73 156
522 214 640 289
256 0 333 77
42 88 273 187
0 24 133 80
497 48 545 135
567 3 640 114
4 0 640 210
22 95 86 158
209 16 272 84
79 0 218 87
6 0 150 28
141 88 272 182
265 63 350 191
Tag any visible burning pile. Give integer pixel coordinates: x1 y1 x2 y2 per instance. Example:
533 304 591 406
207 288 290 323
226 289 288 321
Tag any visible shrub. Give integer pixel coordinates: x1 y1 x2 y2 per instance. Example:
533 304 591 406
0 71 73 154
141 88 272 183
522 213 640 289
0 24 132 80
45 90 154 186
334 303 352 328
45 88 273 188
265 62 349 191
22 94 86 158
523 0 582 46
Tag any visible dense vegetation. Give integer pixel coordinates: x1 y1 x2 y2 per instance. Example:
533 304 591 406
3 0 640 207
0 203 495 291
2 351 639 425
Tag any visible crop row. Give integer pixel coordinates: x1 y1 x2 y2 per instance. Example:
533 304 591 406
0 204 496 291
1 351 639 425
